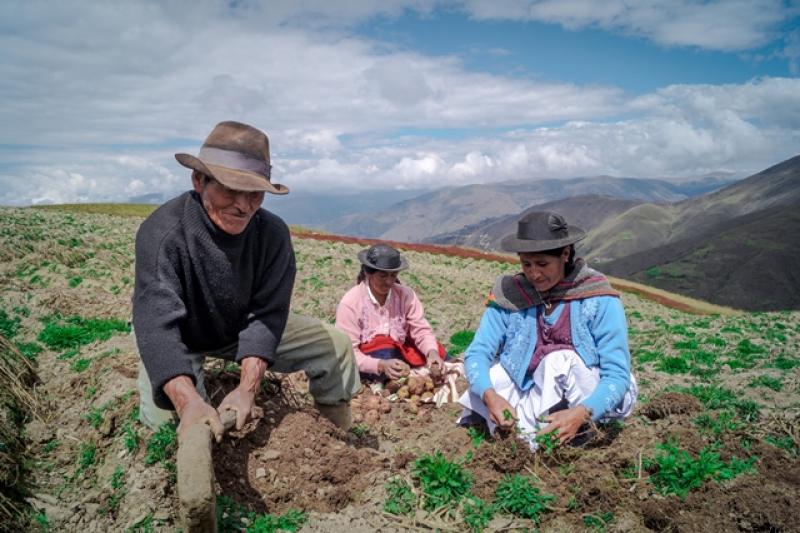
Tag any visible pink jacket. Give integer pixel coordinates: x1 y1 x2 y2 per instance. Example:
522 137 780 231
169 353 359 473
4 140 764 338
335 282 439 374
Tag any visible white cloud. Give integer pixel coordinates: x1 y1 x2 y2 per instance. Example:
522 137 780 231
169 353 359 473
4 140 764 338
0 1 798 205
461 0 794 51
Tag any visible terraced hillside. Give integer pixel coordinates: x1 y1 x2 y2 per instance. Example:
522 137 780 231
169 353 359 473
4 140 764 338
1 205 798 533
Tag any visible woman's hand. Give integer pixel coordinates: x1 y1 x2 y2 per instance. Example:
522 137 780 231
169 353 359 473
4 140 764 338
483 389 517 431
426 349 443 383
538 405 591 444
379 359 410 380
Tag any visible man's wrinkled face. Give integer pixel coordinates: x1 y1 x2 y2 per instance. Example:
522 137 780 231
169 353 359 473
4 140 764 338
192 173 264 235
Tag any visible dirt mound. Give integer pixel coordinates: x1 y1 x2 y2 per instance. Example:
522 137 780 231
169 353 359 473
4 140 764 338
642 391 702 420
215 409 382 515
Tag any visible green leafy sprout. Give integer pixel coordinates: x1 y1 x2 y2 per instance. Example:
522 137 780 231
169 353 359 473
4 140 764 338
383 477 415 516
412 451 473 511
493 474 555 525
644 441 757 499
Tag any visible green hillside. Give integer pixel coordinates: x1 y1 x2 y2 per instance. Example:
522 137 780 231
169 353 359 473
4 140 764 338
605 204 800 311
1 205 798 532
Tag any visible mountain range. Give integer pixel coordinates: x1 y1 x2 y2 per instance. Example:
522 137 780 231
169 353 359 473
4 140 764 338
323 174 736 242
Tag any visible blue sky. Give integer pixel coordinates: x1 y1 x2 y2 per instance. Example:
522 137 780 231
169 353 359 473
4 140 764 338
358 10 794 92
0 0 799 205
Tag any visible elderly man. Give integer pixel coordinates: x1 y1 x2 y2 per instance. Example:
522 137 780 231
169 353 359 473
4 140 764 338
133 121 359 441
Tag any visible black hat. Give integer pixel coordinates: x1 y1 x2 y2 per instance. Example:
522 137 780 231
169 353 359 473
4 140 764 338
500 211 586 253
357 244 409 272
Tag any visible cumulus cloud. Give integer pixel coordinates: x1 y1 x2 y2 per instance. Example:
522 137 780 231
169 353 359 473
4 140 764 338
0 1 798 205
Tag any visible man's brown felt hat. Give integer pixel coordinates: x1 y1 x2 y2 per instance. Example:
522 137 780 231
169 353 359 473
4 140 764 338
175 121 288 194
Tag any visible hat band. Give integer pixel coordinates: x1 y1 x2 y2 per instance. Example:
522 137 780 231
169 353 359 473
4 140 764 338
198 146 271 178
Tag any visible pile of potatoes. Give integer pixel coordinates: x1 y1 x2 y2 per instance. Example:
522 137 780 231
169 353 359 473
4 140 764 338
351 393 392 424
352 376 437 423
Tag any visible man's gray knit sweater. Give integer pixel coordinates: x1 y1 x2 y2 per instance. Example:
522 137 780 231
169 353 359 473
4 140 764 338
133 191 296 410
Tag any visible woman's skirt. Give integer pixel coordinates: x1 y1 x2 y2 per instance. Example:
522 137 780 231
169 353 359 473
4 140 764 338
458 349 637 450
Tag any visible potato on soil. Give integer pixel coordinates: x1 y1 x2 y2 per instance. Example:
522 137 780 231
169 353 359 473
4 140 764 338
407 377 425 396
397 386 410 399
420 391 434 402
364 410 380 424
364 395 382 411
424 377 435 392
379 399 392 414
386 379 404 393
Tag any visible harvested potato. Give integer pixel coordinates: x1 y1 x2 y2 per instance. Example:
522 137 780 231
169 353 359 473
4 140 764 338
407 377 425 396
420 391 434 402
424 377 435 392
406 403 419 414
397 386 410 399
429 363 442 381
364 410 380 424
364 395 382 411
386 380 403 393
379 399 392 414
410 394 420 403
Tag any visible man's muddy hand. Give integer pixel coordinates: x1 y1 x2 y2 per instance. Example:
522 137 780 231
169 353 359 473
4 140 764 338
218 386 258 431
177 399 225 443
164 375 225 443
218 356 267 431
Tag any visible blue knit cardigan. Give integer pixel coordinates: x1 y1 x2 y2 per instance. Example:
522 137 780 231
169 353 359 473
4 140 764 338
464 296 631 421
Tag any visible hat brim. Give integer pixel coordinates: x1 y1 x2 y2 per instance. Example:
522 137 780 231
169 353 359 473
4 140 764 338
357 249 409 272
175 153 289 195
500 229 586 253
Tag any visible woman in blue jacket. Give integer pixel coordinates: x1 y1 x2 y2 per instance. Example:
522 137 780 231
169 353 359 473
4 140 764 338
459 211 637 449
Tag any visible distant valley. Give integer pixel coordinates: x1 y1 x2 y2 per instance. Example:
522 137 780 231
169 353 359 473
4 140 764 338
322 173 736 242
320 156 800 311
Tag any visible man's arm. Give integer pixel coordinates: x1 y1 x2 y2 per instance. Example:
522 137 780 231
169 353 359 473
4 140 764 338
235 215 296 365
133 217 200 412
220 215 296 429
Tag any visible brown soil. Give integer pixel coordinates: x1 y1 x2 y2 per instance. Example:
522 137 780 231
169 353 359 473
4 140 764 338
3 206 798 533
209 376 800 533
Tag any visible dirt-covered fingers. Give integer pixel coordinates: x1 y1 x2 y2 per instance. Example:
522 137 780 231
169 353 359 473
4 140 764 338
540 406 588 444
177 399 224 443
483 389 517 430
381 359 410 380
217 387 257 431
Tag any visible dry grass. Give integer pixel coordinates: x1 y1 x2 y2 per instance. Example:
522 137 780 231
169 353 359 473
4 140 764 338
0 336 40 528
33 203 157 217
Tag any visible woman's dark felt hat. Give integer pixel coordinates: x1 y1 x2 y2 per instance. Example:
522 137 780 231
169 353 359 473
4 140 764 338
357 244 409 272
500 211 586 253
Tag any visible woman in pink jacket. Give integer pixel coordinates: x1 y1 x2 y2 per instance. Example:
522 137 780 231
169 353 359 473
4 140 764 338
335 244 445 382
